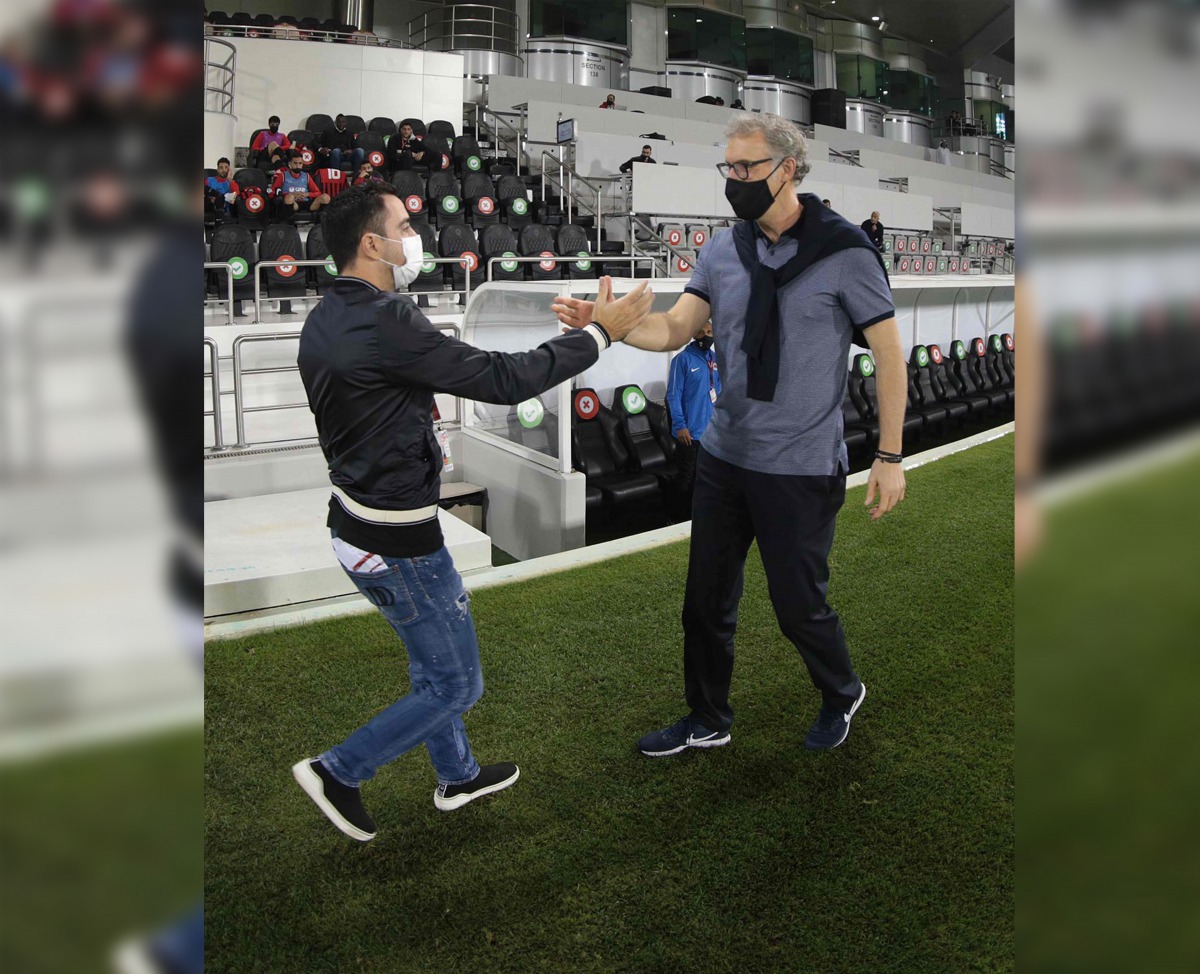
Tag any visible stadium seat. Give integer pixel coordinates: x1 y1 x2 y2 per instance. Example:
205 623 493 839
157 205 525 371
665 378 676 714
570 388 660 510
610 384 679 487
305 223 339 293
287 130 318 169
368 117 397 137
660 223 685 249
439 224 483 296
668 251 696 278
497 175 531 229
407 223 444 296
910 345 968 424
936 341 992 416
1000 333 1015 384
451 135 484 177
353 131 386 170
480 224 522 282
306 113 335 136
398 117 426 137
234 184 270 231
985 334 1014 402
847 352 922 440
905 353 948 430
258 224 307 301
341 114 366 137
209 224 257 309
391 170 428 225
686 224 710 249
234 167 268 193
518 224 558 281
427 119 456 141
556 224 594 279
957 337 1008 409
462 172 498 228
421 135 453 172
427 171 464 227
506 394 559 454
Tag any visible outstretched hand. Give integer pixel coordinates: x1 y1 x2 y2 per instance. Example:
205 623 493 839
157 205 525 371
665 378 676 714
552 276 654 344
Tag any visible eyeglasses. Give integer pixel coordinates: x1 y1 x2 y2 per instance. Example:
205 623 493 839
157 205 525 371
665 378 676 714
716 157 780 180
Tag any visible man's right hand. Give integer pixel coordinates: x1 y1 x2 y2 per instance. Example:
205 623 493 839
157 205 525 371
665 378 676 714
675 428 693 446
564 277 653 344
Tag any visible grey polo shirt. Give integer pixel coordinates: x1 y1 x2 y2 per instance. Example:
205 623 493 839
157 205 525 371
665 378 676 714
684 216 894 476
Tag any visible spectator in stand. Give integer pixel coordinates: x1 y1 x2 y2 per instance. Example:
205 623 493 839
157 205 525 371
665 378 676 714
270 149 331 217
318 113 364 171
937 139 952 165
666 321 721 513
714 96 725 106
619 144 657 173
250 115 290 171
730 98 744 110
860 210 885 251
599 93 616 109
385 121 427 172
821 198 832 207
353 160 384 186
204 156 238 216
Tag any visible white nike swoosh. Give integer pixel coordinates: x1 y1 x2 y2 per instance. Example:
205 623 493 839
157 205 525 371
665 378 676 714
687 733 717 744
690 367 699 372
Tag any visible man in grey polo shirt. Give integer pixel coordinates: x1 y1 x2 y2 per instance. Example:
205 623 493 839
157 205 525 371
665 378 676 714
553 113 907 753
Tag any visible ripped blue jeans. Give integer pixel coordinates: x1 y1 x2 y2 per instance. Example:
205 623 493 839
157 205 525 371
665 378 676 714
320 541 483 787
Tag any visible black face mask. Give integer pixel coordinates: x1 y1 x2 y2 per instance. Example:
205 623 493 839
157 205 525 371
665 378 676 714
724 159 786 222
696 336 714 351
269 124 279 133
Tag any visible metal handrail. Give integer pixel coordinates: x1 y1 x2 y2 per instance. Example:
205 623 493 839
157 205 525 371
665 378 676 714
204 38 236 115
628 215 698 276
408 4 520 55
472 105 525 176
228 324 463 450
204 337 224 450
829 148 863 168
538 150 605 250
253 256 476 323
485 254 659 282
204 261 236 326
207 24 399 47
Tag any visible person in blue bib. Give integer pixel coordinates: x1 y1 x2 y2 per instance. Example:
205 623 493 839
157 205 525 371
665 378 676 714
666 321 720 512
553 112 908 756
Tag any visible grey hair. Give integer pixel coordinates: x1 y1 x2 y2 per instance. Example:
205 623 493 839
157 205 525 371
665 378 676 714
724 112 812 182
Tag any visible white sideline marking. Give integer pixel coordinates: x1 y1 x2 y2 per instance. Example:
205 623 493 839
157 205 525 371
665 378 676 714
1037 426 1200 509
204 426 1014 641
0 699 202 764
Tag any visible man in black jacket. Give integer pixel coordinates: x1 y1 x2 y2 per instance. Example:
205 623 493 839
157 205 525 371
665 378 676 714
619 144 657 173
860 210 885 250
317 113 364 171
292 184 653 842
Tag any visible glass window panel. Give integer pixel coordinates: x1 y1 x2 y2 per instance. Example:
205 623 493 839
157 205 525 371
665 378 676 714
531 1 628 46
667 7 746 70
836 54 889 101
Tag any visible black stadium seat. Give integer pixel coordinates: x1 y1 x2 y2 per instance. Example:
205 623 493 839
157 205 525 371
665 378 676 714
941 339 993 415
421 135 453 172
841 379 871 451
391 170 428 225
480 224 521 282
911 345 968 425
427 171 464 227
368 116 397 137
462 172 498 228
407 223 443 296
497 175 531 229
610 384 678 487
570 388 660 511
556 224 594 279
966 336 1011 408
922 343 977 421
427 119 456 141
287 130 317 169
209 224 257 310
234 167 268 193
848 352 923 440
355 131 386 170
518 224 558 281
986 334 1014 402
451 135 483 176
343 114 367 136
438 223 483 295
258 224 307 300
305 222 338 293
306 113 335 136
905 354 947 432
398 117 426 137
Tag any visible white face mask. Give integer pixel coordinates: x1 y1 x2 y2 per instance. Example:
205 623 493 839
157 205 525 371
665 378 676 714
372 233 424 289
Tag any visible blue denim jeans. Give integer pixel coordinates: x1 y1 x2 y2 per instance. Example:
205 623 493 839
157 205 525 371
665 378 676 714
329 147 364 170
320 541 483 787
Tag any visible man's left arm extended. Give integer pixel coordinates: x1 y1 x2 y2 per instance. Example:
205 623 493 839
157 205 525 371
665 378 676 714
863 317 907 520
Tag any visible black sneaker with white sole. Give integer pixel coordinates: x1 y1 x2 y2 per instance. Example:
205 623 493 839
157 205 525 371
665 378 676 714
804 682 868 750
291 758 376 841
434 762 520 811
638 716 731 757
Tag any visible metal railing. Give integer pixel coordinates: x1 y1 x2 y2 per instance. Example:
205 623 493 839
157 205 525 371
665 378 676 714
829 148 863 168
225 324 462 450
485 254 660 282
204 337 223 450
408 4 520 55
539 151 606 251
204 38 236 115
204 261 236 326
206 24 398 47
471 104 525 176
251 257 479 324
628 215 700 277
